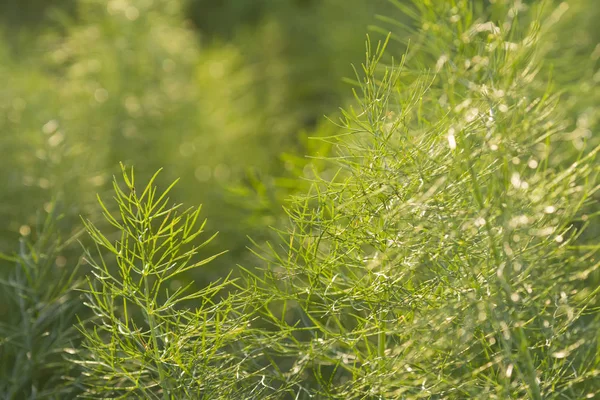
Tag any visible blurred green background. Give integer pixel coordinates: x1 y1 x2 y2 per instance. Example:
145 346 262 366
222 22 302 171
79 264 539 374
0 0 402 285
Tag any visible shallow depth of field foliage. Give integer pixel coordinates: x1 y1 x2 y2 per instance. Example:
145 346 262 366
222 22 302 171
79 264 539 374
0 0 599 398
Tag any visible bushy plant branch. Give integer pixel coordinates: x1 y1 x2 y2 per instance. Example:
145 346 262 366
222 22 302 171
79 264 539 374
246 2 600 398
76 165 276 399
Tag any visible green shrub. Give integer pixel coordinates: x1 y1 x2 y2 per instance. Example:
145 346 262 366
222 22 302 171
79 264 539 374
247 1 600 398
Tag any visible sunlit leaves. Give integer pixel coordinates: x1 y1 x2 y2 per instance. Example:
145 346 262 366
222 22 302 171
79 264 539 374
77 165 266 399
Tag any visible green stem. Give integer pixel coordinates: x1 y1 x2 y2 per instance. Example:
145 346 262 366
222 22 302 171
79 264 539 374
144 273 169 400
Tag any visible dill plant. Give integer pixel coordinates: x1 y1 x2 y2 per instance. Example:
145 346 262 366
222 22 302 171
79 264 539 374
77 166 277 399
57 1 600 398
246 1 600 398
0 206 84 399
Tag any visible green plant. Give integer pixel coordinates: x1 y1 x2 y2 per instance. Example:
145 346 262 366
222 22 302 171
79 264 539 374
245 2 600 398
77 166 279 398
0 205 84 399
2 1 599 398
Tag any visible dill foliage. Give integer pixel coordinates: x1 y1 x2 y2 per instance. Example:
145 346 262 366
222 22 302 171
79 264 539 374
0 1 598 399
